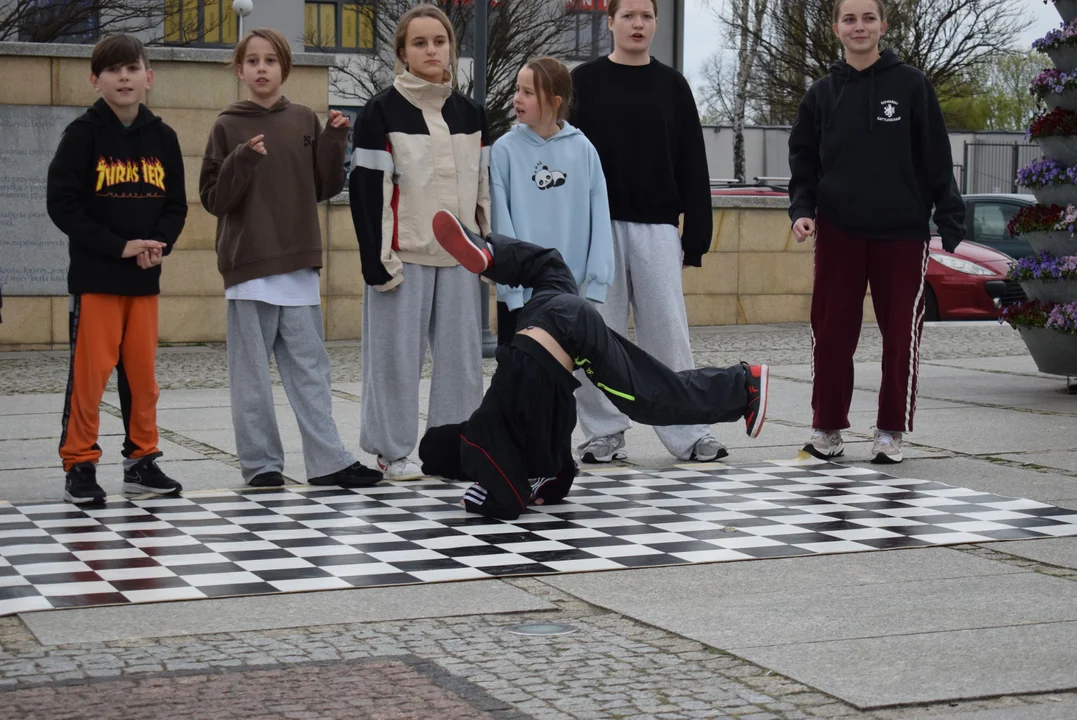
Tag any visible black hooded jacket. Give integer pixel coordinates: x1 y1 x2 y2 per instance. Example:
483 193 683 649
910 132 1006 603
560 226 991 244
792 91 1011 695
787 50 965 251
46 99 187 295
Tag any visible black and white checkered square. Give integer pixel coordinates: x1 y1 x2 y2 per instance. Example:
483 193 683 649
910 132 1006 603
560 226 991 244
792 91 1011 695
2 460 1075 615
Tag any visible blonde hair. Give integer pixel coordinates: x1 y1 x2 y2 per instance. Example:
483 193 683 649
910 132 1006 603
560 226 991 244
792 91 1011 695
524 57 572 123
232 28 292 82
392 4 458 83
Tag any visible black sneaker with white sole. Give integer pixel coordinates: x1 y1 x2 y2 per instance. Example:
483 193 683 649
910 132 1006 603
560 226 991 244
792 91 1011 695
123 457 183 496
64 463 106 505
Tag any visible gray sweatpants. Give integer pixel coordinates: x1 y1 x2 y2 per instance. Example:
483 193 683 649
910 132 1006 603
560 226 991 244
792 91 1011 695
227 300 356 482
575 221 711 459
360 263 483 461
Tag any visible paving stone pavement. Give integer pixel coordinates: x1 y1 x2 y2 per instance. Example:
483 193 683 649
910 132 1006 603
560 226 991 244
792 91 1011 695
1 574 1075 720
0 323 1030 395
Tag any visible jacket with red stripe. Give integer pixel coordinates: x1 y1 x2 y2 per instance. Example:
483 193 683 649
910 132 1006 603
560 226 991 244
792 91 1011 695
348 71 491 292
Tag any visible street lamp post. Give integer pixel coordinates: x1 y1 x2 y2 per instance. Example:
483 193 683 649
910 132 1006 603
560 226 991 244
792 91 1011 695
473 0 496 358
232 0 253 38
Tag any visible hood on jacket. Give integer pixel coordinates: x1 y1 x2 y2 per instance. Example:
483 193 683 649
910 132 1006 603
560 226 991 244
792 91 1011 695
825 48 905 131
511 121 584 147
74 98 162 132
219 97 292 117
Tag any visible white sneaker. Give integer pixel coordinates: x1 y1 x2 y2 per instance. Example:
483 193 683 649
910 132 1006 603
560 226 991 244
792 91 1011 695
689 434 728 462
578 432 627 464
803 429 844 460
871 430 903 464
376 456 423 481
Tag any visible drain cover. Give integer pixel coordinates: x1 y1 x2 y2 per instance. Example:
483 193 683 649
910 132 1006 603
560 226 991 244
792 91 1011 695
506 622 578 637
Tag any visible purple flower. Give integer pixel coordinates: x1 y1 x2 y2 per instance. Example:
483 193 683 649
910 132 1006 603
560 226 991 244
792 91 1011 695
1034 18 1077 51
1017 157 1077 187
1045 302 1077 333
1008 251 1077 280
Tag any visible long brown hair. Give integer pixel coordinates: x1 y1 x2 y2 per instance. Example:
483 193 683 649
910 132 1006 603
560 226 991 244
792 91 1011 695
393 3 458 83
232 28 292 82
832 0 887 23
524 57 572 123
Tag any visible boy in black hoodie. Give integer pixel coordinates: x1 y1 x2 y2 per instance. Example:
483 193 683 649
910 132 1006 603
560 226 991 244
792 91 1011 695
787 0 965 465
46 35 187 505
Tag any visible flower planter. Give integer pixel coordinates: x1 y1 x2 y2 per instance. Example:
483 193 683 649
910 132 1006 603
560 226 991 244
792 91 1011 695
1019 279 1077 303
1049 45 1077 73
1029 183 1077 206
1056 0 1077 24
1024 230 1077 256
1039 135 1077 166
1018 325 1077 375
1044 88 1077 112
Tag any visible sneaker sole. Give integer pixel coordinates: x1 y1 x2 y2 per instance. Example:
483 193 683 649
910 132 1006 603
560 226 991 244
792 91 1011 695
432 211 488 273
801 443 845 461
383 473 425 481
747 365 769 439
871 452 902 465
122 482 182 496
63 491 106 505
580 450 628 464
690 447 730 462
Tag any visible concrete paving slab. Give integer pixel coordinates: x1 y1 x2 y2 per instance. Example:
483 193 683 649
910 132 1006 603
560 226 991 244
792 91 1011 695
732 621 1077 708
545 557 1067 649
544 548 1021 599
991 538 1077 570
924 355 1049 375
0 411 125 440
905 407 1073 455
21 578 554 644
0 394 66 415
0 436 203 470
1000 451 1077 473
930 700 1077 720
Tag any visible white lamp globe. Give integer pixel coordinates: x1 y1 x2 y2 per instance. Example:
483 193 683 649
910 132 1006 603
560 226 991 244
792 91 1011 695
233 0 253 17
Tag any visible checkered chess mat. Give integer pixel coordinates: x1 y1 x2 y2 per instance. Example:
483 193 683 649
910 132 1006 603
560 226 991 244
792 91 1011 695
3 460 1076 616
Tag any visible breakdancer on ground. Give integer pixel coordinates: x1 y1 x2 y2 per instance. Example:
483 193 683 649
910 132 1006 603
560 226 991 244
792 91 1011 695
418 211 770 520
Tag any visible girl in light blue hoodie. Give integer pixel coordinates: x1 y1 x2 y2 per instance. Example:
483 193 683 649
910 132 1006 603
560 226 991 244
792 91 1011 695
490 56 614 345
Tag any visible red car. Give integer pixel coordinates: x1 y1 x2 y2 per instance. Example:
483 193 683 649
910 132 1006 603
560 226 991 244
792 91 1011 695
924 237 1018 321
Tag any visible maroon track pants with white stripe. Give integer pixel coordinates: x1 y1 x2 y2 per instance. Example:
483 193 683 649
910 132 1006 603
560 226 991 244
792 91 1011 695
810 216 929 433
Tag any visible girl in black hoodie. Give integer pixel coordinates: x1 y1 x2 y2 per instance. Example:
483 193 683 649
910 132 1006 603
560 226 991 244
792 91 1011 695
788 0 965 465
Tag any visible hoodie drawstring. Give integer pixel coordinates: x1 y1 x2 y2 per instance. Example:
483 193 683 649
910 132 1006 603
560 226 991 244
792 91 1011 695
825 73 850 129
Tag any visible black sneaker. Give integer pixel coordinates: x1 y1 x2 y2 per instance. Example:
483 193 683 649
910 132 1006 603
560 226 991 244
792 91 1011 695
309 462 383 488
248 471 285 488
64 464 106 505
123 458 183 496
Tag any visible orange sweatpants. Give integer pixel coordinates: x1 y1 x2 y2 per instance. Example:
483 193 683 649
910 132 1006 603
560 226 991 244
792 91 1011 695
59 294 161 471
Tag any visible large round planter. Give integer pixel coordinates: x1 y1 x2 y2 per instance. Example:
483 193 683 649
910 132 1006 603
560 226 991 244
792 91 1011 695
1044 88 1077 112
1018 325 1077 375
1048 45 1077 74
1030 183 1077 206
1039 135 1077 166
1024 230 1077 256
1019 278 1077 303
1055 0 1077 24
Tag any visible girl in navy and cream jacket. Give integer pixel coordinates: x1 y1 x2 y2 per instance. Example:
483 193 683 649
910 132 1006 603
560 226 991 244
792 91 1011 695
347 5 490 479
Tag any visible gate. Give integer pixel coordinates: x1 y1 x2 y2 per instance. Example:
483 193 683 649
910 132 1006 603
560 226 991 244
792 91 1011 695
959 142 1041 194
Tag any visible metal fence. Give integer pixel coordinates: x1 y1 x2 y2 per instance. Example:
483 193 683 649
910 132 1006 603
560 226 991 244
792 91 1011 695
957 142 1041 195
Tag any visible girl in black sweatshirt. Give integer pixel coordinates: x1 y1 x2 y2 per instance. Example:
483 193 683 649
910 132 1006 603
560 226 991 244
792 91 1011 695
788 0 965 465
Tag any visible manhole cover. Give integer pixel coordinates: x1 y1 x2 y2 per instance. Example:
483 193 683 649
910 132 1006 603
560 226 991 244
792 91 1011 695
506 622 578 637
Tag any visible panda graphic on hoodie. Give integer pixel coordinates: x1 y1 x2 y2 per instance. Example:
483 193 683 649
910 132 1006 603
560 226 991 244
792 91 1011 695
533 164 567 190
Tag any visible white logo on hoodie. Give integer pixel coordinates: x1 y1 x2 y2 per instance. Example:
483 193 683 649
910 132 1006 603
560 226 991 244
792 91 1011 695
878 100 901 123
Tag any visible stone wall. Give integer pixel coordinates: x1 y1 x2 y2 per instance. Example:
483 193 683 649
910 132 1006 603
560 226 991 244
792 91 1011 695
0 43 863 350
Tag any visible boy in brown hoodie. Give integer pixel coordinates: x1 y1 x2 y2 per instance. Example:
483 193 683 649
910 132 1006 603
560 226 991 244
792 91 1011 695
199 28 380 488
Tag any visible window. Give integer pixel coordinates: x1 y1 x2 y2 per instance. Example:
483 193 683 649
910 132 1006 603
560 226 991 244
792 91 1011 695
304 2 376 52
973 203 1020 243
19 0 99 43
563 0 612 60
164 0 238 45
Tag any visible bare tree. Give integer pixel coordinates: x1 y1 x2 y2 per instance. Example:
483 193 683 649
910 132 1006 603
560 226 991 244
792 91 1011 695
718 0 1032 124
0 0 162 43
326 0 575 139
